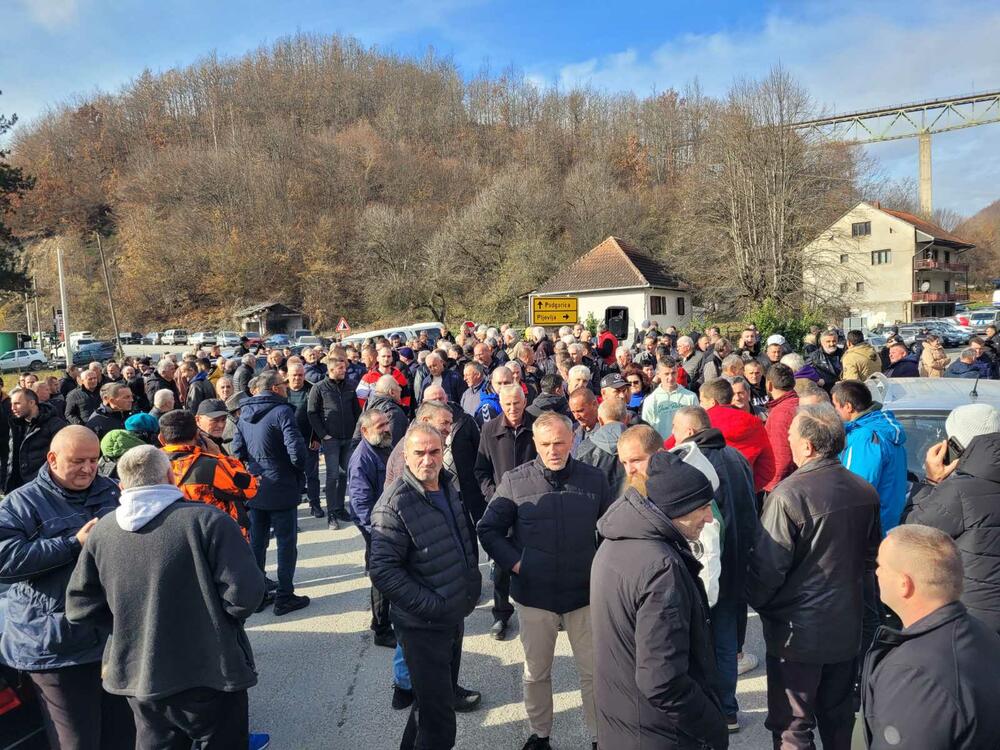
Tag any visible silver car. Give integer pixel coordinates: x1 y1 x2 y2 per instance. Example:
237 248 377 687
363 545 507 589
865 374 1000 478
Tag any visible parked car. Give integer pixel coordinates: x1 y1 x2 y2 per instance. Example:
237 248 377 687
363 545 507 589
967 309 1000 334
244 333 263 347
926 319 971 345
161 329 188 345
291 328 313 341
54 338 95 359
143 331 161 344
295 335 322 347
117 331 143 345
217 331 241 347
264 333 290 348
0 349 46 373
866 374 1000 479
0 585 49 749
189 331 217 346
72 341 116 366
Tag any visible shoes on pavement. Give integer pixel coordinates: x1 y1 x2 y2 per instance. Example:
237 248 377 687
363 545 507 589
521 734 551 750
736 652 759 675
453 685 481 713
391 684 414 710
331 509 353 523
273 594 310 616
249 732 271 750
327 516 341 530
726 714 740 733
309 504 325 519
490 619 508 641
373 631 397 649
255 591 275 613
264 577 278 592
592 743 597 750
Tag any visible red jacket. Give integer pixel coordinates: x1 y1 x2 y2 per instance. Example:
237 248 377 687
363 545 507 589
597 331 619 366
763 391 799 492
706 405 776 493
359 367 411 410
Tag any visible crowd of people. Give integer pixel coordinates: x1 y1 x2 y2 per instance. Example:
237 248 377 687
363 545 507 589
1 318 999 750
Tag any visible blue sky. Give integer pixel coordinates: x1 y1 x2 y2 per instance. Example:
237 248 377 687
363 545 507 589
2 0 1000 216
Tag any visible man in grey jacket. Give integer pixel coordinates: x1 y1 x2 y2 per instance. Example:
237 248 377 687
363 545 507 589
66 444 265 748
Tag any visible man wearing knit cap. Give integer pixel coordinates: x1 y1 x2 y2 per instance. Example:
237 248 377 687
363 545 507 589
748 405 880 750
99 429 147 479
590 449 728 750
904 403 1000 634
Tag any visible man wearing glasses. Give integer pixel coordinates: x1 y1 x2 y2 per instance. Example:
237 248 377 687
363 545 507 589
232 371 310 616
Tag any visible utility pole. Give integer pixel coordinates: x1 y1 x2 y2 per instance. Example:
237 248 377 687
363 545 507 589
56 242 73 365
94 232 124 359
23 292 32 347
32 276 42 352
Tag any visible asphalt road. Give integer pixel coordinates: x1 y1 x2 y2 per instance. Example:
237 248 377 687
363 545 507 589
247 506 780 750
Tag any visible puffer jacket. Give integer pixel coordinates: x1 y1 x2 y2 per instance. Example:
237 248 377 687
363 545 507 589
747 457 880 663
185 371 216 413
64 385 102 425
708 405 775 494
525 391 572 421
85 404 133 440
7 403 69 492
763 391 799 492
841 408 908 534
840 342 881 382
231 392 306 511
590 489 728 750
574 421 626 495
477 457 612 614
883 353 920 378
904 433 1000 633
347 438 390 533
0 465 121 670
369 468 481 631
307 376 360 441
944 359 982 379
143 371 179 409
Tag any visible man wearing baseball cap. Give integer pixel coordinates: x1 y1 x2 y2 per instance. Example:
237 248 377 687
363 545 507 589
590 450 728 749
599 372 629 405
905 403 1000 634
195 398 231 455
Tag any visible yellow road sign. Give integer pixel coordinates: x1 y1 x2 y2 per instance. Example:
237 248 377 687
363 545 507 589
533 297 578 313
532 310 579 325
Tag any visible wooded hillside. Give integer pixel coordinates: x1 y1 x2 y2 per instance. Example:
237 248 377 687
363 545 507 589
6 33 882 331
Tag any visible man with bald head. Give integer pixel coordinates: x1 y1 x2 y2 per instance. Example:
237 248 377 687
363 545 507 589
864 525 1000 749
475 382 537 640
0 425 135 748
416 351 465 404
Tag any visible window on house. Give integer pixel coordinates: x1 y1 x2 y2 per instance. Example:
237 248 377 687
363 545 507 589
839 254 849 264
650 296 666 315
856 282 865 293
851 221 871 237
840 282 849 294
676 297 686 316
944 279 951 293
871 249 891 265
945 251 951 264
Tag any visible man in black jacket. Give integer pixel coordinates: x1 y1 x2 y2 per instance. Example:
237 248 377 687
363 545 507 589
478 412 613 750
574 398 627 494
473 384 537 640
671 406 759 733
904 403 1000 633
65 367 103 425
7 388 69 491
286 361 321 518
806 330 843 389
525 373 571 421
590 451 728 750
370 423 482 750
423 384 485 522
143 358 179 411
307 353 361 528
185 358 217 413
85 382 135 440
863 524 1000 749
66 444 264 748
747 405 880 750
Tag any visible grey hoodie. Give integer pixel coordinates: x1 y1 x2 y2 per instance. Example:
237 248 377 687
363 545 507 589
575 422 627 494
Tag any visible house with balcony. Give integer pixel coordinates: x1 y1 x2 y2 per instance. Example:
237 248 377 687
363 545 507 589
803 201 974 324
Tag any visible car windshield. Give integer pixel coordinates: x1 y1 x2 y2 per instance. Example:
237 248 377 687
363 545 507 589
894 413 949 480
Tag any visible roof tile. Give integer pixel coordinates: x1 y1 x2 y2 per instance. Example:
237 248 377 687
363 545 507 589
536 236 687 294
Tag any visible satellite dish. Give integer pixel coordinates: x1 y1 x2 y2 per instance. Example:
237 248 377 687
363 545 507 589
920 281 931 292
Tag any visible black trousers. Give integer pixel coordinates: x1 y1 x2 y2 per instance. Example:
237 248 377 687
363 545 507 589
361 528 392 636
396 623 463 750
127 687 249 750
764 656 855 750
29 662 136 750
492 564 513 623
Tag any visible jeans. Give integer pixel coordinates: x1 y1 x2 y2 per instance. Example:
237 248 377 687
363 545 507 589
248 507 298 599
394 645 411 691
396 624 463 750
710 596 741 717
127 687 248 750
29 662 136 750
302 447 320 505
321 438 352 516
764 656 855 750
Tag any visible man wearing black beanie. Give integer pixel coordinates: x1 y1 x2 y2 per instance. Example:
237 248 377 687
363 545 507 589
590 450 729 749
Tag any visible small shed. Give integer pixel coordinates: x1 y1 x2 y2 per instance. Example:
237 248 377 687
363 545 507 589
531 236 691 340
233 302 309 336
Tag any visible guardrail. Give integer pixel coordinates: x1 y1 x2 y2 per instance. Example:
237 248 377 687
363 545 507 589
914 259 969 272
911 291 970 302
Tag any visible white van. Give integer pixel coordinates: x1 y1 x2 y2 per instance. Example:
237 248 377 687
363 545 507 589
161 329 189 345
341 321 444 346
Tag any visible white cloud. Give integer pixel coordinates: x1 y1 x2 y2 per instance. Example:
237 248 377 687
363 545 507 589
541 0 1000 213
16 0 80 30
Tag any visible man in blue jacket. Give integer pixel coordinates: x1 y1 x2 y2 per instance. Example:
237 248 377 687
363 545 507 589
0 425 135 749
347 409 394 647
232 371 309 616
